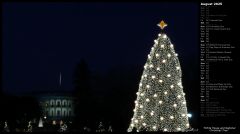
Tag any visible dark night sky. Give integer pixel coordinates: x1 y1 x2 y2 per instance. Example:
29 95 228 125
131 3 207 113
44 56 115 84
2 2 198 95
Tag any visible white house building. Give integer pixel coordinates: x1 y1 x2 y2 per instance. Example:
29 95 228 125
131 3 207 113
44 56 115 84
38 94 75 123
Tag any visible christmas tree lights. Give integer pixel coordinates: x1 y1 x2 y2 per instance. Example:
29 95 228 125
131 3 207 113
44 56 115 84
128 20 190 132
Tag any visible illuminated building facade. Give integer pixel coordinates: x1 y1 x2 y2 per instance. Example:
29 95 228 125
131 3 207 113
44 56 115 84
38 94 75 123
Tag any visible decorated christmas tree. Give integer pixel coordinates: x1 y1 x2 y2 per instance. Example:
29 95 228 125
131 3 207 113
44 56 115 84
128 20 190 132
38 118 43 128
58 121 68 132
27 121 33 132
96 122 105 132
4 121 10 132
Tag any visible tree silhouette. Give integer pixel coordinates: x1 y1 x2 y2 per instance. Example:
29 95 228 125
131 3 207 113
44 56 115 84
73 59 91 96
73 59 94 128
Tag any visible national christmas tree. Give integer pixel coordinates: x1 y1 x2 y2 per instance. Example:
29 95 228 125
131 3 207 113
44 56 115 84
128 20 190 132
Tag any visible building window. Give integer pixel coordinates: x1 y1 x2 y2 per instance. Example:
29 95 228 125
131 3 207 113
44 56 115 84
57 110 60 116
63 100 67 106
68 101 71 107
57 100 61 107
65 101 67 106
52 110 54 116
63 111 66 117
50 100 54 106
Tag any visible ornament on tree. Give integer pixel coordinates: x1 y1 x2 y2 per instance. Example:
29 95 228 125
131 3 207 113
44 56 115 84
128 20 190 132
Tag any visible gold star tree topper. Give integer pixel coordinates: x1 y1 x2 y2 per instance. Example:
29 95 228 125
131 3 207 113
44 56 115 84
157 20 167 30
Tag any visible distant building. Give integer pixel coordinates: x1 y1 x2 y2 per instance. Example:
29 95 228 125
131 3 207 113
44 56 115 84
36 73 76 124
37 94 75 123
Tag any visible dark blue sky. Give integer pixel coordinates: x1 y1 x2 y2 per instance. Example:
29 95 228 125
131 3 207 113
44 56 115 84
2 2 198 95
